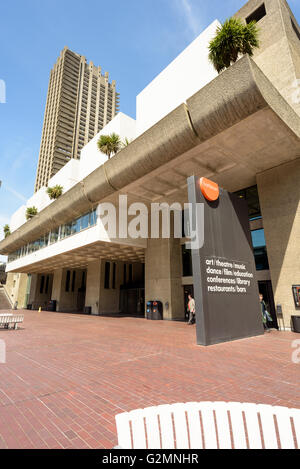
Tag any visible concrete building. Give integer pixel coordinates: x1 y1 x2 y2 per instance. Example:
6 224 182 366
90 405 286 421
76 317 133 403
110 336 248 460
35 47 119 191
0 263 7 284
1 0 300 331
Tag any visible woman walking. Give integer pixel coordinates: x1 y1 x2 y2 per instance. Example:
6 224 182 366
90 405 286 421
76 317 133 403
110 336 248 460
187 294 196 325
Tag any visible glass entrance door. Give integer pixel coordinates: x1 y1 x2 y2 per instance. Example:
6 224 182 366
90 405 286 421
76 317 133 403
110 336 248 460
258 280 278 329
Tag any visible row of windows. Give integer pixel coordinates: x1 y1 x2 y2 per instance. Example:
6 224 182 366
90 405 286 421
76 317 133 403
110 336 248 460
64 270 86 293
104 262 133 290
182 227 269 278
40 275 50 295
8 209 97 263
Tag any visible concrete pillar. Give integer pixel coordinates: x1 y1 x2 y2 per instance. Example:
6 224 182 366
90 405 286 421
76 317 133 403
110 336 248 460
5 272 28 308
28 273 38 309
145 238 184 320
85 260 101 315
257 159 300 329
51 268 64 311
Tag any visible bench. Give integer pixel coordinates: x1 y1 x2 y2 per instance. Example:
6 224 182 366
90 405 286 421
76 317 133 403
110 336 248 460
115 401 300 449
0 315 24 330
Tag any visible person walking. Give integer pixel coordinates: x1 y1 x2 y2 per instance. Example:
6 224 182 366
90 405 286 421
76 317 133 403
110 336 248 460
187 294 196 325
260 293 272 333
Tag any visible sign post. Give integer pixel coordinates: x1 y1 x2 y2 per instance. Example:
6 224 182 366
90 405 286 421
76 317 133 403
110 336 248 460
187 176 263 346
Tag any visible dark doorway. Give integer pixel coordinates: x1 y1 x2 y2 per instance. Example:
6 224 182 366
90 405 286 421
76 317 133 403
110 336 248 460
183 285 194 322
77 270 87 312
258 280 278 329
119 287 145 317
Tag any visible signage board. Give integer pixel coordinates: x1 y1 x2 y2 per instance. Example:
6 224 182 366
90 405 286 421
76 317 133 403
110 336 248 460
187 175 263 346
292 286 300 308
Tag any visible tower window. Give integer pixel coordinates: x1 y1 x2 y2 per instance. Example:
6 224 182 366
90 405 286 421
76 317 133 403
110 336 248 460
291 19 300 42
40 276 45 294
112 263 116 289
71 271 76 292
65 270 71 292
246 3 266 24
104 262 110 289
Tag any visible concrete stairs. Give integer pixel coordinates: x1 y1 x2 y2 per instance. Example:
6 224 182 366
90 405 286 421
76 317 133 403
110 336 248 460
0 286 12 310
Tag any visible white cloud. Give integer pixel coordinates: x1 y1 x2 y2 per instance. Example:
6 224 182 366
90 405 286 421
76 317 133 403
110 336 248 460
1 182 27 203
175 0 202 37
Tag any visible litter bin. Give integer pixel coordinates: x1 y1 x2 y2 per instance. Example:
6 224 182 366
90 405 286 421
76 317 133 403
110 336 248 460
146 301 163 320
27 304 32 310
47 300 56 312
291 316 300 333
84 306 92 315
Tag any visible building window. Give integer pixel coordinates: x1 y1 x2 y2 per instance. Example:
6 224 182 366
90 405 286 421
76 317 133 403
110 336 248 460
291 19 300 42
72 271 76 292
182 245 193 277
81 271 86 289
66 270 71 292
129 264 133 284
40 276 45 294
104 262 110 289
45 276 49 294
112 263 116 289
123 264 127 285
251 229 270 271
235 185 261 220
246 3 266 24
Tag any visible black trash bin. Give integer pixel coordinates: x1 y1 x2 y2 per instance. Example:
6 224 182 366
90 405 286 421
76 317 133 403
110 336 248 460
291 316 300 333
27 304 32 310
84 306 92 315
47 300 57 312
146 301 153 320
146 301 163 320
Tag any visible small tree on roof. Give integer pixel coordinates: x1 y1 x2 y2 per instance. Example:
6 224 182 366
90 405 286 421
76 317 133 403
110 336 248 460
209 18 259 73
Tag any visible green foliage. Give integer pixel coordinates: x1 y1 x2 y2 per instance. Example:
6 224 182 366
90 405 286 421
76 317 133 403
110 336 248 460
209 18 259 73
47 185 63 200
26 206 38 220
97 133 122 158
122 137 132 147
3 224 10 238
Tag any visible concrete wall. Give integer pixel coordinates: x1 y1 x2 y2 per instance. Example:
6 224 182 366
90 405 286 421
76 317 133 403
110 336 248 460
51 269 63 310
85 260 101 314
145 238 185 320
85 259 144 315
235 0 300 116
28 273 53 309
58 269 86 312
50 268 87 313
79 112 137 180
136 20 219 135
99 260 122 314
257 158 300 329
5 272 28 308
48 158 80 193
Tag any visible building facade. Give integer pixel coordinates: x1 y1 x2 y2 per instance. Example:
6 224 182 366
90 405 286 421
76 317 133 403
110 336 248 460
1 0 300 334
35 47 119 191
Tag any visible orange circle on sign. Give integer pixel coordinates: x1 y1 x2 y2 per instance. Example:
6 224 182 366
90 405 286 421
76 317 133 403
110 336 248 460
200 178 220 201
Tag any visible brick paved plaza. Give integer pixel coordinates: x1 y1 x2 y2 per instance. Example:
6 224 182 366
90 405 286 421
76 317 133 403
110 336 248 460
0 310 299 449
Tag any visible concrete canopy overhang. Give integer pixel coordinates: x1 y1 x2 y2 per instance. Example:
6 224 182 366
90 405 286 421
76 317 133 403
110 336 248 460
8 240 146 274
1 55 300 255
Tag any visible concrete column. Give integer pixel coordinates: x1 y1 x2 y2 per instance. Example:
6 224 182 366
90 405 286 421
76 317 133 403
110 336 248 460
145 238 184 320
28 274 39 308
85 260 101 315
5 272 28 308
51 268 64 311
257 159 300 329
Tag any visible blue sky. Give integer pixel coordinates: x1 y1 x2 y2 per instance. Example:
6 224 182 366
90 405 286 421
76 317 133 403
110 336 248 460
0 0 300 261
